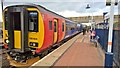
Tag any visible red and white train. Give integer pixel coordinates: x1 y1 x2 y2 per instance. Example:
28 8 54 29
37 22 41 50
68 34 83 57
2 4 83 66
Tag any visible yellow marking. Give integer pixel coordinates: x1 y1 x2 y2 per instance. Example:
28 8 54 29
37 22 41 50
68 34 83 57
2 9 8 44
27 8 44 48
80 36 85 42
108 42 112 45
14 31 21 49
53 19 58 43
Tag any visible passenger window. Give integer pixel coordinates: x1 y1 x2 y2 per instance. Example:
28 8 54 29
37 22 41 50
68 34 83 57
54 22 57 32
62 23 64 32
49 21 52 30
28 11 38 32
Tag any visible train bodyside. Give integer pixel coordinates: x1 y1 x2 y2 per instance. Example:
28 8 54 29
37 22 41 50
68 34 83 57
33 5 66 53
2 4 81 66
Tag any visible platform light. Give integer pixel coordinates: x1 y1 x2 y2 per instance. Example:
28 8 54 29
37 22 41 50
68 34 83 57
86 4 90 9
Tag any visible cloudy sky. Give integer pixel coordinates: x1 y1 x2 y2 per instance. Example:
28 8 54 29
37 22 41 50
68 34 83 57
0 0 119 22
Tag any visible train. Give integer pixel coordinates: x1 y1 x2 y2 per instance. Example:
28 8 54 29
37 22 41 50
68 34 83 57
2 4 83 66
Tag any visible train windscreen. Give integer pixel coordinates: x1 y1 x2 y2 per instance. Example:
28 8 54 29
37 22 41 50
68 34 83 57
28 11 38 32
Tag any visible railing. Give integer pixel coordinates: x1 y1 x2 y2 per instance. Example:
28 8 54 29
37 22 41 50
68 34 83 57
95 29 120 67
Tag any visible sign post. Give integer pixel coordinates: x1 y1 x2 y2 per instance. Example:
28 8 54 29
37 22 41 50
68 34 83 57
104 0 116 67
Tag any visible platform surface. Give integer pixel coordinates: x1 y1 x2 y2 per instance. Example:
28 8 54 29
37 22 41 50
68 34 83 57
54 33 104 66
30 33 81 67
31 33 105 67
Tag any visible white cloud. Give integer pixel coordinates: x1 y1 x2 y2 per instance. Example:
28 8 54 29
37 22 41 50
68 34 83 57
57 10 104 17
56 6 118 17
0 1 119 22
4 0 105 2
57 10 82 17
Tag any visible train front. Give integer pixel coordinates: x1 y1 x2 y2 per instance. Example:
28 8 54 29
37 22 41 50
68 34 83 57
2 5 44 66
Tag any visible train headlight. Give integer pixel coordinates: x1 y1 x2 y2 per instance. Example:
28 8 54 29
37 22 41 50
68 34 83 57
30 42 38 47
5 39 9 44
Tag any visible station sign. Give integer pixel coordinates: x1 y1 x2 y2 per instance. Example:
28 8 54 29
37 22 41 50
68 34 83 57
105 13 110 20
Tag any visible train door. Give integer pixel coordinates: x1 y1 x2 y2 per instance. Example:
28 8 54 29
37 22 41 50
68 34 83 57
7 7 28 52
53 19 58 43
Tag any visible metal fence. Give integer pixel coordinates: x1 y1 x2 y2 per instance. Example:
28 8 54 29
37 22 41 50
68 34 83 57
95 29 108 51
95 29 120 67
113 30 120 66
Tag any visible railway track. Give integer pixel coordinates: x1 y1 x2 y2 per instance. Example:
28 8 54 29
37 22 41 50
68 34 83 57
0 49 10 68
0 38 11 68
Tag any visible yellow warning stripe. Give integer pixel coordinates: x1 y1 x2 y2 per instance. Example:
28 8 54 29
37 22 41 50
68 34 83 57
80 36 85 42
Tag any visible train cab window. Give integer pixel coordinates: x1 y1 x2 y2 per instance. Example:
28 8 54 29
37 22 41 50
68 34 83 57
4 11 8 30
54 22 57 32
49 21 52 30
28 11 38 32
62 23 64 32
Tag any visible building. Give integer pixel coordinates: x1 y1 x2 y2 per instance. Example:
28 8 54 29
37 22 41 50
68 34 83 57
68 15 118 24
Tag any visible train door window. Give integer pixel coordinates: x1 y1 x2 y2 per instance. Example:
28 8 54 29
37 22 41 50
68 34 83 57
4 11 8 30
49 21 52 30
62 23 64 32
54 22 57 32
13 12 21 30
28 11 38 32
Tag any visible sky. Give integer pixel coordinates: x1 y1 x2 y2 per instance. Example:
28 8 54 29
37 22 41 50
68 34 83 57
0 0 119 22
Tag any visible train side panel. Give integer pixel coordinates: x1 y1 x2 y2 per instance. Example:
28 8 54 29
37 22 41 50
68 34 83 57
64 21 80 39
57 19 66 42
36 12 54 53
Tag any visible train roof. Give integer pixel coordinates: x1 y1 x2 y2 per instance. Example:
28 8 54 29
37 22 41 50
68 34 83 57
36 5 73 22
5 3 75 23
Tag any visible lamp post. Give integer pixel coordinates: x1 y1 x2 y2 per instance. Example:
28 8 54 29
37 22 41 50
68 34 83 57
1 0 4 24
1 0 4 12
86 4 91 29
86 4 94 31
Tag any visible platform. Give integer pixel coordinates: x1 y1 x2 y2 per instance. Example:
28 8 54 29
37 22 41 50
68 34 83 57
54 33 104 66
30 33 105 67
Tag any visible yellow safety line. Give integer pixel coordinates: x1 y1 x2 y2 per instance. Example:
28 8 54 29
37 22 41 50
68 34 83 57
80 36 85 42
